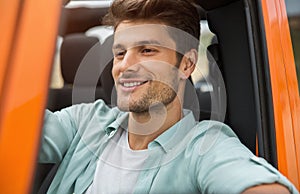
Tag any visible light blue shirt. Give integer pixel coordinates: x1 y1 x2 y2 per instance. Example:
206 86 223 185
40 99 298 194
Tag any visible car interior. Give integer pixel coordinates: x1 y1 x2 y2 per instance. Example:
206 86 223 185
32 0 279 193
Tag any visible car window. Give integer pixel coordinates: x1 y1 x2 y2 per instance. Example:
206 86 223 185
192 21 215 88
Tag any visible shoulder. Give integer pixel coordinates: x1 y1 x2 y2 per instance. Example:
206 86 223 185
186 120 256 175
59 99 120 119
68 99 114 115
45 99 123 130
189 120 245 156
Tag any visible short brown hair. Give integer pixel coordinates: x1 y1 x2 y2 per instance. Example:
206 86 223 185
103 0 200 41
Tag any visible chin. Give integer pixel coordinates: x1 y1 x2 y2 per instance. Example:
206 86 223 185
117 100 148 113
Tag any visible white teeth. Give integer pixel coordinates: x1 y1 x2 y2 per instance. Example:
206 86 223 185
123 82 143 87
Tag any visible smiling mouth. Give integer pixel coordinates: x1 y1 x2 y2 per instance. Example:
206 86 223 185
122 81 148 88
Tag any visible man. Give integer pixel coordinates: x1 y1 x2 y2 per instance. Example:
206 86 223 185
40 0 298 193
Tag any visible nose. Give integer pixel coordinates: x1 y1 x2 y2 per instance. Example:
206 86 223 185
116 50 140 73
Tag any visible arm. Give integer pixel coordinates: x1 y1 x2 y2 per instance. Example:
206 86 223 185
194 121 297 194
39 109 77 163
40 99 111 163
242 183 290 194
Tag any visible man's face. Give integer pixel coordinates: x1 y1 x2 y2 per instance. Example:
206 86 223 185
112 21 183 113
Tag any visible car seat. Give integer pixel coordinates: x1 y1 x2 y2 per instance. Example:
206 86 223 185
47 33 114 111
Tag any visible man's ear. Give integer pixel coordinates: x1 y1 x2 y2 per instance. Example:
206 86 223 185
179 49 198 79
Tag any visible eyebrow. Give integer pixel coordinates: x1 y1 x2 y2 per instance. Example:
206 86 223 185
112 40 162 50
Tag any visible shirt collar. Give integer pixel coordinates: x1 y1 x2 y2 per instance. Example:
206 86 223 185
105 108 128 136
104 109 197 153
148 109 197 153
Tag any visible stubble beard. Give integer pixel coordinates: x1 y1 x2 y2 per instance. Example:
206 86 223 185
129 82 177 113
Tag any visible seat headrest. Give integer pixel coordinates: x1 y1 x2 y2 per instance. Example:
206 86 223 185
60 33 99 85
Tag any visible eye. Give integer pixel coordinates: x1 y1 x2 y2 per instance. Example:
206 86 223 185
114 50 126 59
141 47 157 55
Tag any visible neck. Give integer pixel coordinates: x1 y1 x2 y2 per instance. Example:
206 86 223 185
127 97 182 150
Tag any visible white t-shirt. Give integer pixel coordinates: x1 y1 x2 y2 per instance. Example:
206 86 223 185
85 129 149 194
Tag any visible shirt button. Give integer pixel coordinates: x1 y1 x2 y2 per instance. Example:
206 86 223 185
108 130 116 138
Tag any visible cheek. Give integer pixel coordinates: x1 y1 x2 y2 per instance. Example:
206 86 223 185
111 64 119 81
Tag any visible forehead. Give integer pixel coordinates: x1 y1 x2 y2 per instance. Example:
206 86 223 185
113 22 176 50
